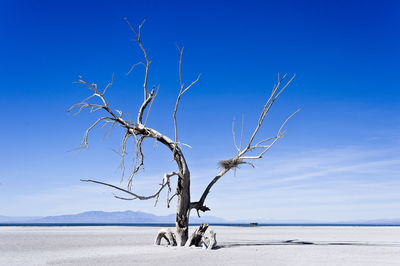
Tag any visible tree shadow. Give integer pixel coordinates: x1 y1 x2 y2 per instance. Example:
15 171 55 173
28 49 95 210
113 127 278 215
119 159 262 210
216 239 400 249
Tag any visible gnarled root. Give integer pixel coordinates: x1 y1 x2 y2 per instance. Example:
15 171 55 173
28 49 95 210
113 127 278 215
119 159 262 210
201 230 217 250
154 228 177 246
155 224 217 249
186 223 217 249
185 223 209 247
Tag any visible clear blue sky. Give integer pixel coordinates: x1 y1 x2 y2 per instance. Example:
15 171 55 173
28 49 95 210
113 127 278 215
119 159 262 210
1 0 399 221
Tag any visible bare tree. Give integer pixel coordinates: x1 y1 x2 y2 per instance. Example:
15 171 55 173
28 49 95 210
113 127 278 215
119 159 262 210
67 19 298 247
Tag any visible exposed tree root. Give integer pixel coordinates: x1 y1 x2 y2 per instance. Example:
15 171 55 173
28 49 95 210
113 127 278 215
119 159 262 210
155 224 217 249
154 228 177 246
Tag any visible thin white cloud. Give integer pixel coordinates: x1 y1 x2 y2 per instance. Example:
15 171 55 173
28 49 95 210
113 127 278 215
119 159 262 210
189 146 400 220
2 145 399 221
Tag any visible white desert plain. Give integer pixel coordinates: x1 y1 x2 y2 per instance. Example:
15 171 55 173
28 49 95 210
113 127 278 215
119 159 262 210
1 225 399 265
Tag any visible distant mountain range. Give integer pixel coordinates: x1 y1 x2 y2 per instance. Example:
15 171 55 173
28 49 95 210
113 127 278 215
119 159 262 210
0 211 227 224
0 211 399 225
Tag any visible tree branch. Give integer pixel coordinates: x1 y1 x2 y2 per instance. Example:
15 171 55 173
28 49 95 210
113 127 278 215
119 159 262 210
137 86 155 124
81 171 178 202
125 18 151 101
192 74 298 214
173 46 200 155
80 117 115 148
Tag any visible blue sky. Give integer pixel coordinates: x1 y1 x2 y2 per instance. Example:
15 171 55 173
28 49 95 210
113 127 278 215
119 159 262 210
0 0 399 221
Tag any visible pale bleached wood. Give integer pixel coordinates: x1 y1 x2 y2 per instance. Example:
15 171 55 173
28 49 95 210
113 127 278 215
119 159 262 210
154 228 177 246
185 223 209 247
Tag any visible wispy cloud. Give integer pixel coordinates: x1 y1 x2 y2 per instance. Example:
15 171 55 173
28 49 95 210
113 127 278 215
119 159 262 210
2 145 399 221
189 146 400 220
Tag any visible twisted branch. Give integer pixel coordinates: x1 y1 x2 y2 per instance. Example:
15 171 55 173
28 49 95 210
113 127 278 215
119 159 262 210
81 171 178 203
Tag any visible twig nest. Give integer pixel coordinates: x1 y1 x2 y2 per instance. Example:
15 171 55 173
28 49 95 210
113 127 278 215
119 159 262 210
218 158 243 170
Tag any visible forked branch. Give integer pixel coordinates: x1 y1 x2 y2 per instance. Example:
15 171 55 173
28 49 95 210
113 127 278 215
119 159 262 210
69 21 187 195
125 18 151 101
191 74 298 214
173 46 200 155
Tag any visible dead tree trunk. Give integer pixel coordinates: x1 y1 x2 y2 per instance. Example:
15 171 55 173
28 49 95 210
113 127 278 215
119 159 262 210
176 168 190 245
69 19 297 248
169 145 191 245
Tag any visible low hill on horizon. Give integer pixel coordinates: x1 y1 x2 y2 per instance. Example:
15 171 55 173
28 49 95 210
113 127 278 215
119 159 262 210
0 210 227 224
1 211 400 225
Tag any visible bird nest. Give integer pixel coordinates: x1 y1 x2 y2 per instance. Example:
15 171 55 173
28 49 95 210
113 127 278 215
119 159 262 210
218 158 243 170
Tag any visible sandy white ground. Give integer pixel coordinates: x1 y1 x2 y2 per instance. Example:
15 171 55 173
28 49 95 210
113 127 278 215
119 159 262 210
0 226 399 265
